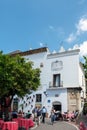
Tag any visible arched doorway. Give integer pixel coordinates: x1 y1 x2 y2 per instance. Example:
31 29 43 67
52 101 61 112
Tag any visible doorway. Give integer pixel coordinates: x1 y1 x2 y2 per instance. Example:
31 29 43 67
52 101 61 112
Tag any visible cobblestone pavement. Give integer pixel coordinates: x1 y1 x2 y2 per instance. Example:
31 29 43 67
33 118 78 130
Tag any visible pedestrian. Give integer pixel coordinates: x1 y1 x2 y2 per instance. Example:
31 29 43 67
51 109 55 125
37 107 41 126
41 106 47 123
32 106 38 121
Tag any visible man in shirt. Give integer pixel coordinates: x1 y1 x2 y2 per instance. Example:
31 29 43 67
41 106 47 123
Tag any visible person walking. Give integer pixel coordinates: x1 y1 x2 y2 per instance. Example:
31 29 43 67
51 109 55 125
41 106 47 123
37 107 41 126
32 106 38 121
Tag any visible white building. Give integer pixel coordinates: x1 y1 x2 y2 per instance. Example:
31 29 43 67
12 47 86 116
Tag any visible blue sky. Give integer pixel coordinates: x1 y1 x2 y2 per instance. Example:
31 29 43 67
0 0 87 58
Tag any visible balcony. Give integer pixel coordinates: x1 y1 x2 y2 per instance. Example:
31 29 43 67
48 81 63 89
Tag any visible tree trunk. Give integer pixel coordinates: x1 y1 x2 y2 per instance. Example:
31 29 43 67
0 96 12 121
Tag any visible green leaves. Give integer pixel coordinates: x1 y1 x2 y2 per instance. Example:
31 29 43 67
0 52 40 99
83 56 87 79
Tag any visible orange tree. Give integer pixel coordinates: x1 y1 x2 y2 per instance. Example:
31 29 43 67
0 51 40 120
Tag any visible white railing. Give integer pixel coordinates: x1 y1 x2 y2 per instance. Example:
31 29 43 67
49 81 63 88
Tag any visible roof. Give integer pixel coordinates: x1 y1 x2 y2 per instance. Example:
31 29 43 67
9 47 48 56
8 50 21 55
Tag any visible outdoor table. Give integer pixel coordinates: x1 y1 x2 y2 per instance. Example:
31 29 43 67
12 118 34 130
12 117 23 127
27 119 34 128
0 120 4 129
20 118 34 130
2 121 18 130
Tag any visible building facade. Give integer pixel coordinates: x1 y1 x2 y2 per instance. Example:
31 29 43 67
13 47 86 116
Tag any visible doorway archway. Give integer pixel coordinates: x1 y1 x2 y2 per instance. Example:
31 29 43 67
52 101 61 112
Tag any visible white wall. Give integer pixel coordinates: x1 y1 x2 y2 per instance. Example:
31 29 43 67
45 88 67 116
42 53 80 89
18 48 85 114
24 49 80 89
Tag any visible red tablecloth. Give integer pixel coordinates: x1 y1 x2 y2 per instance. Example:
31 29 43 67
20 119 34 130
27 119 34 128
0 120 4 129
12 117 22 127
2 121 18 130
12 118 34 130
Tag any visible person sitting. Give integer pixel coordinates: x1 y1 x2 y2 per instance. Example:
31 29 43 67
18 110 23 118
12 110 18 119
26 110 32 118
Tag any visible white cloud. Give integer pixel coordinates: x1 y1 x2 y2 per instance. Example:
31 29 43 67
66 33 76 43
70 42 87 63
76 17 87 34
79 41 87 57
72 41 87 57
66 16 87 43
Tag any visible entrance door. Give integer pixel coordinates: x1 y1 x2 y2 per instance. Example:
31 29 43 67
52 101 61 112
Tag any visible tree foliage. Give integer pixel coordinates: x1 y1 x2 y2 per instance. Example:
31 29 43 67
0 51 40 109
83 56 87 79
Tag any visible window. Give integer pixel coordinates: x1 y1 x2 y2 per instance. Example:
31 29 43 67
40 62 43 67
36 94 42 102
53 74 60 87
